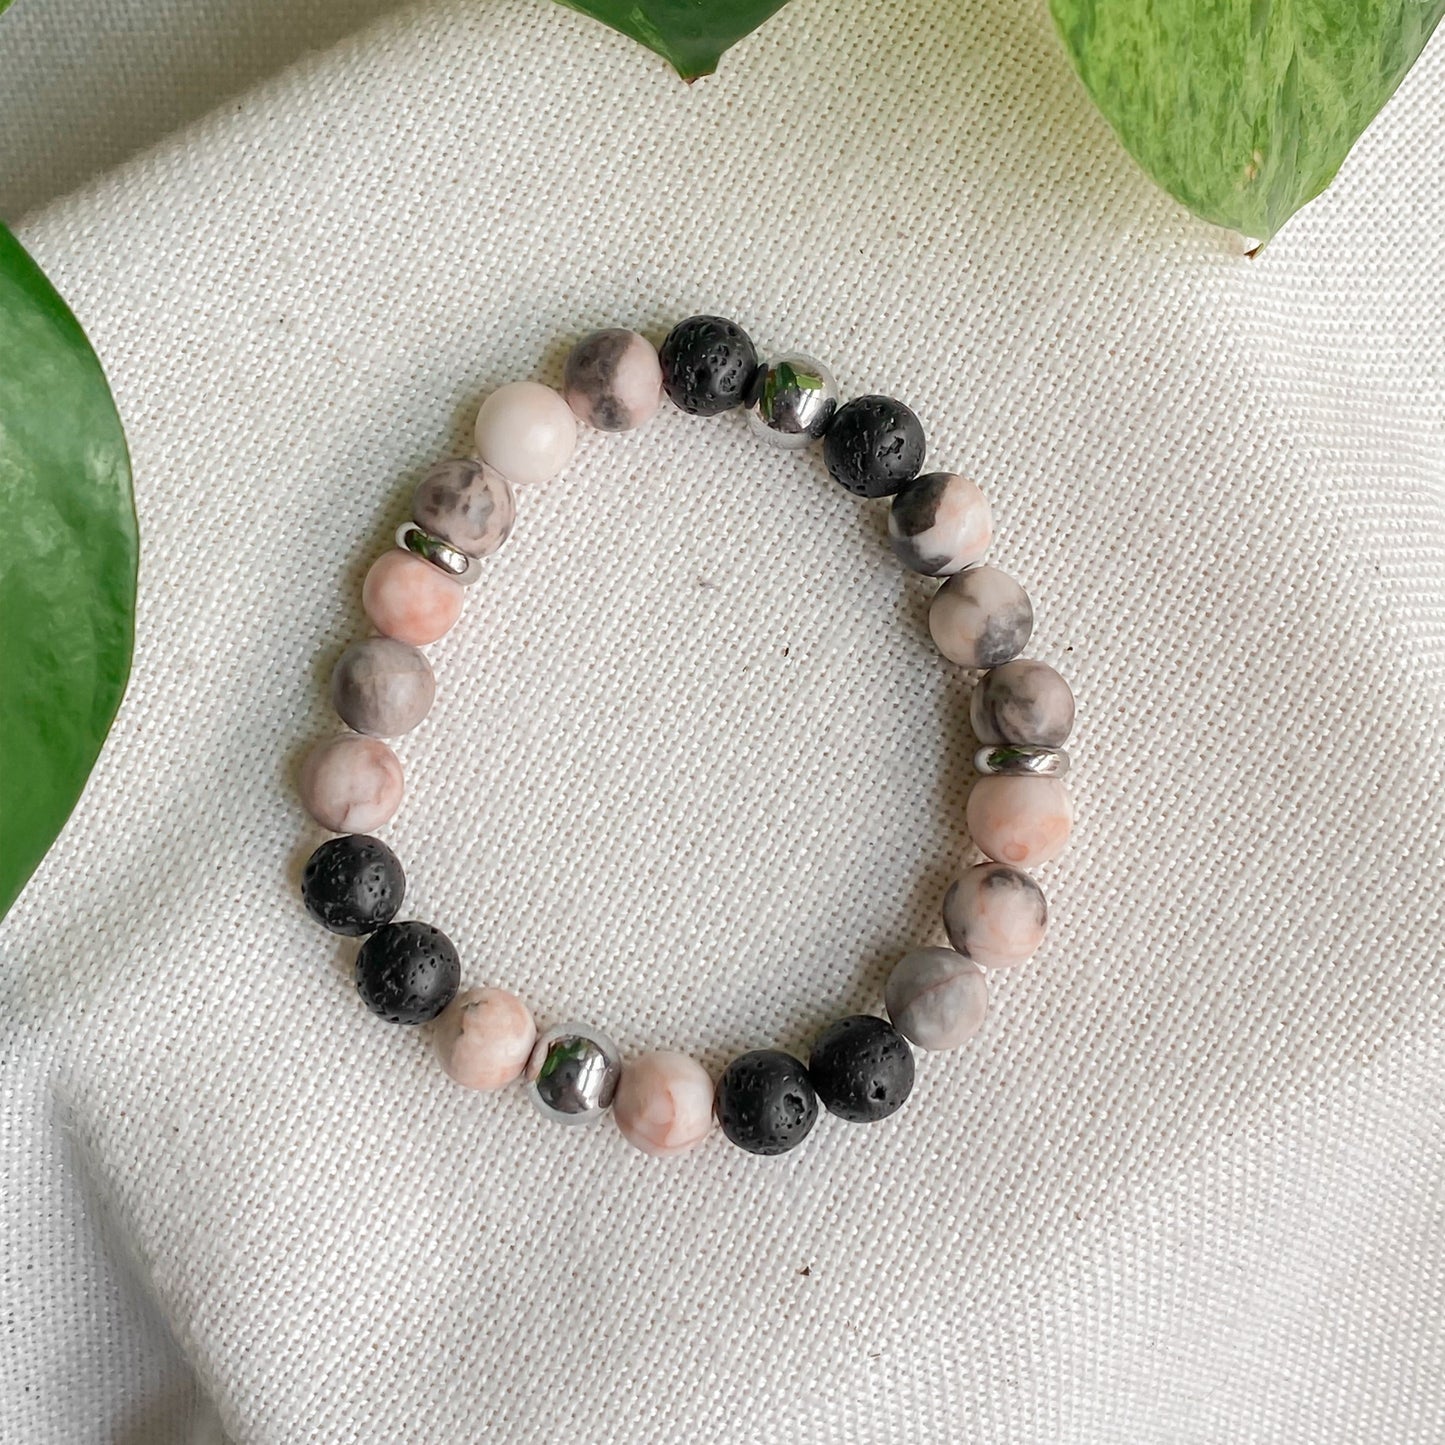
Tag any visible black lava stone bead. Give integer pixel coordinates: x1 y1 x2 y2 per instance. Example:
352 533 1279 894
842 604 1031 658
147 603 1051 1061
822 395 926 498
658 315 759 416
808 1015 915 1123
355 920 460 1024
301 834 406 936
714 1049 819 1156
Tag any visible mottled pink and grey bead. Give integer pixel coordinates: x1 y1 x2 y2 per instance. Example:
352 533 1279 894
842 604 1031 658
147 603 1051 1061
943 862 1048 969
298 734 404 833
331 637 435 738
474 381 577 485
928 564 1033 669
885 948 989 1051
966 775 1073 868
564 328 664 432
411 458 515 559
362 550 463 647
613 1050 715 1157
889 472 993 576
434 987 537 1091
971 659 1074 747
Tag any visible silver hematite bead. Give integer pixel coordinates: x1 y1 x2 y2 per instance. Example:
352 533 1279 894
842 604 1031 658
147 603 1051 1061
745 354 839 449
394 522 483 586
524 1022 623 1125
974 744 1070 778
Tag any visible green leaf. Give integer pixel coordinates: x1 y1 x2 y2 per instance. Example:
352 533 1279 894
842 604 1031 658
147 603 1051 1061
0 223 136 921
1049 0 1445 241
556 0 793 80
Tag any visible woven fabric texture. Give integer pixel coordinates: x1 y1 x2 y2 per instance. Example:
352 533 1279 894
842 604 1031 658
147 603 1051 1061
2 1 1443 1441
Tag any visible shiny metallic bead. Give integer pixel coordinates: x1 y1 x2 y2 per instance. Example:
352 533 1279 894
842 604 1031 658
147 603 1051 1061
745 354 839 449
394 522 482 586
974 744 1070 778
524 1022 623 1125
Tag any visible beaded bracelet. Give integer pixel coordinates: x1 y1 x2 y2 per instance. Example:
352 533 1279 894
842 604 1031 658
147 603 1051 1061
297 317 1075 1158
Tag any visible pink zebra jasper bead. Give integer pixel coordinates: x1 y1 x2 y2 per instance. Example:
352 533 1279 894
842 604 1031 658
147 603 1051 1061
330 637 435 738
966 775 1072 868
971 659 1075 747
613 1051 715 1157
412 458 516 559
299 734 403 833
889 472 993 576
564 328 664 432
943 862 1048 968
474 381 577 485
434 987 537 1091
885 948 988 1051
362 550 464 647
928 564 1033 669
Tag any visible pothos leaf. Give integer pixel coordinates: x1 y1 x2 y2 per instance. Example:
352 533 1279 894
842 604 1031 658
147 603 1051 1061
1049 0 1445 241
556 0 793 80
0 223 136 921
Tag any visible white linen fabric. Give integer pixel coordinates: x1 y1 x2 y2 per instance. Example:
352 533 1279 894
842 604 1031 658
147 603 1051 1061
2 1 1443 1441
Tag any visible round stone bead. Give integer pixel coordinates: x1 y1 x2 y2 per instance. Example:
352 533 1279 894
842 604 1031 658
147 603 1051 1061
714 1049 818 1156
884 948 989 1051
658 315 758 416
943 862 1048 968
967 775 1073 867
563 328 664 432
525 1023 624 1125
745 354 839 449
889 472 992 576
434 986 536 1090
299 734 404 833
474 381 577 486
330 637 435 738
355 920 460 1024
613 1050 715 1157
361 550 463 647
822 395 926 498
928 564 1033 669
971 659 1075 747
300 833 405 936
411 458 516 559
808 1015 914 1123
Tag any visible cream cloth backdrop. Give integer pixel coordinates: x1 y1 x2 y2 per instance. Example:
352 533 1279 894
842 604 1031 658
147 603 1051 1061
2 1 1443 1441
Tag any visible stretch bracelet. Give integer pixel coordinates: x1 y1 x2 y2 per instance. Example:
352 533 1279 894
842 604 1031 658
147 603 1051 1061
296 317 1076 1158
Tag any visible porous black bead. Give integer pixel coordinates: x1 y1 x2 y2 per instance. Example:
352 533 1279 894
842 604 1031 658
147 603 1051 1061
355 921 460 1024
808 1015 915 1122
714 1049 819 1156
822 395 926 498
301 834 406 936
658 315 759 416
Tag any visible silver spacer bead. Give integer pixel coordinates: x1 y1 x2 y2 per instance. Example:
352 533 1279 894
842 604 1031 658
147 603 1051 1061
974 744 1070 778
524 1022 623 1125
394 522 483 586
745 353 839 449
